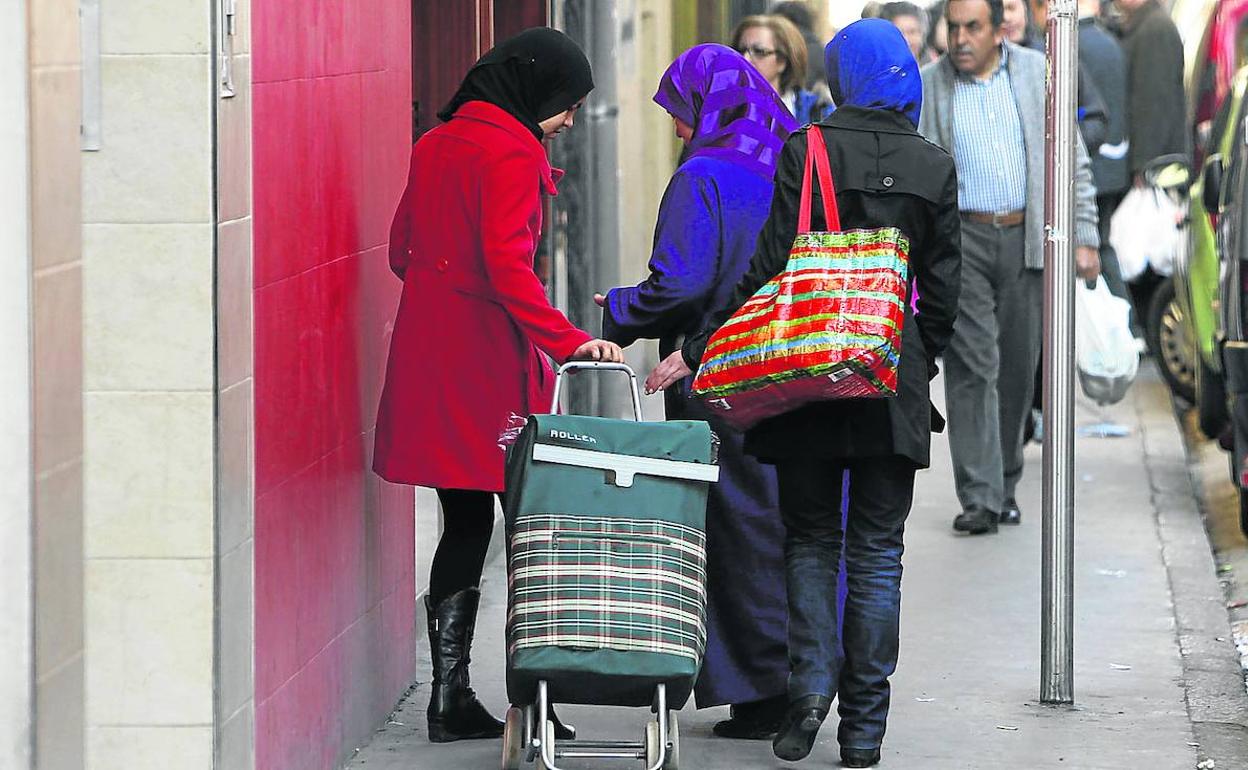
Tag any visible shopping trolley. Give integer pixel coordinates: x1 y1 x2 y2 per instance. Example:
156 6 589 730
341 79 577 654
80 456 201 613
500 362 720 770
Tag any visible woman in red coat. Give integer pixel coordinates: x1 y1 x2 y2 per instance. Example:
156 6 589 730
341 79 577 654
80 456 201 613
373 27 622 744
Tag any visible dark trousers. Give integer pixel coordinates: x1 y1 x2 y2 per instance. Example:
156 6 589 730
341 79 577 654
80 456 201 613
774 455 915 750
944 220 1041 512
693 417 789 708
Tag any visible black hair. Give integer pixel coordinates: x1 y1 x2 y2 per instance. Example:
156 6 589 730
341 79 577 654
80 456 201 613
945 0 1006 28
927 0 947 52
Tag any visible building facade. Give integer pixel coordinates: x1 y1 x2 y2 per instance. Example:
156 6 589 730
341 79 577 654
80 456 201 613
0 0 815 767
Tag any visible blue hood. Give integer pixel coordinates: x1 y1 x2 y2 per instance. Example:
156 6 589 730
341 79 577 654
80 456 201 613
825 18 922 127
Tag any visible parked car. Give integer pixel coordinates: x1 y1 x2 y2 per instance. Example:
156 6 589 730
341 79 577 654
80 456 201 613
1177 67 1248 436
1182 0 1248 146
1149 0 1248 406
1196 74 1248 538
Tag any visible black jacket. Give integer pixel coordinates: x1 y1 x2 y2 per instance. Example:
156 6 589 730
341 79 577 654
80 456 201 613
1079 17 1130 195
682 106 962 468
1120 0 1188 174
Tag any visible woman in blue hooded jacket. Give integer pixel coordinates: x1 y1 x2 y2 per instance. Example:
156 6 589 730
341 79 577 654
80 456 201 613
649 20 962 767
597 44 798 739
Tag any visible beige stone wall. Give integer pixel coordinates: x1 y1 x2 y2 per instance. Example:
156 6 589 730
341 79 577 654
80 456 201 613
29 0 86 766
81 1 216 766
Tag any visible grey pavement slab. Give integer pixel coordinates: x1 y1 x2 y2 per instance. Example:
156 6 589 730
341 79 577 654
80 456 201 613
1170 381 1248 765
346 365 1211 769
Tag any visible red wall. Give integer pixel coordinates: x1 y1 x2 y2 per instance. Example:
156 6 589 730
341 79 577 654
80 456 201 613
251 2 415 768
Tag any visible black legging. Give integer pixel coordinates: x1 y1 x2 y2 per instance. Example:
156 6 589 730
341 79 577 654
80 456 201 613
429 489 497 605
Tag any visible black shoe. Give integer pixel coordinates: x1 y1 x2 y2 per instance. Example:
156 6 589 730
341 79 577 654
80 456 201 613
772 695 831 762
425 589 505 743
548 706 576 741
841 747 882 767
1000 500 1021 526
712 694 787 739
953 506 999 535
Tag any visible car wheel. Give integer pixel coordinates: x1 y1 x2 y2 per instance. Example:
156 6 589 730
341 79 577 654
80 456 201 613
1147 277 1197 403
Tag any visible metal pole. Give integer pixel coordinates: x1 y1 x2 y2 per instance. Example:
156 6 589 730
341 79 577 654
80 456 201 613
1041 0 1078 705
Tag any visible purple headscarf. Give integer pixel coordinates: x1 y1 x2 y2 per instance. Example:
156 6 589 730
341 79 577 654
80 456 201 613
654 44 799 179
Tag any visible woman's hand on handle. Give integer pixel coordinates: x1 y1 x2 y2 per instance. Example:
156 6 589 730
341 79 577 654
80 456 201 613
569 338 624 363
645 351 693 395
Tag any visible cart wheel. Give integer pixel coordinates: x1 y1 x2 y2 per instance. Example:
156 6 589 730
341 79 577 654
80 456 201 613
665 712 680 770
534 721 555 770
502 707 524 770
645 720 662 768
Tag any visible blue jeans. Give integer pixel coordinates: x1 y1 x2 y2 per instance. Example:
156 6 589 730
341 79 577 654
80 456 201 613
774 456 915 750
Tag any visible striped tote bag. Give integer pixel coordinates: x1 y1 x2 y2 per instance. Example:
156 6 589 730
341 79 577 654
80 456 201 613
691 127 911 431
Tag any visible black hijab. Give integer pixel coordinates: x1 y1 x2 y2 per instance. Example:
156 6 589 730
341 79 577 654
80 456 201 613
438 27 594 140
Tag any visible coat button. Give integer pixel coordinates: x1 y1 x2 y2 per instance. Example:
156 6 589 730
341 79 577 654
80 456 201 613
436 258 449 272
882 175 895 188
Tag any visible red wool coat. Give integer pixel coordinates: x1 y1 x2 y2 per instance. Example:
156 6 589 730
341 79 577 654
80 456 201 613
373 102 592 492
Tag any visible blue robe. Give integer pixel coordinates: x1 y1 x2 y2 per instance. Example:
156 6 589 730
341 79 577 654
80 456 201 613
602 156 788 707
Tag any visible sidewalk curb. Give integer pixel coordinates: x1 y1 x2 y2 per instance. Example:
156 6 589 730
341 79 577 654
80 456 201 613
1139 382 1248 765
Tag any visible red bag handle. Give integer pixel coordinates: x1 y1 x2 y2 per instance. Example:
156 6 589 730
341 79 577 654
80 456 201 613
797 127 841 233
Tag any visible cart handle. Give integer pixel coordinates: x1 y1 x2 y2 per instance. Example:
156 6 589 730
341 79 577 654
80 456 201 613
550 362 644 422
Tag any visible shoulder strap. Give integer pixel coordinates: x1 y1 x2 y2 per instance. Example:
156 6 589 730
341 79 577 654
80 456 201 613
797 127 842 233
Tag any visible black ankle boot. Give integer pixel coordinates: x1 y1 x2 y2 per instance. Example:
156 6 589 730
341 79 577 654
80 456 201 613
713 694 788 739
772 695 832 762
547 706 577 741
425 588 505 743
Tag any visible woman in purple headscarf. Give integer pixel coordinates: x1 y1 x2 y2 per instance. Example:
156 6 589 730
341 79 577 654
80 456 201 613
652 20 962 767
594 44 798 739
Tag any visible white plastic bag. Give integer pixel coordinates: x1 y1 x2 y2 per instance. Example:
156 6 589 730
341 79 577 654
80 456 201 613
1075 278 1141 405
1109 186 1182 280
